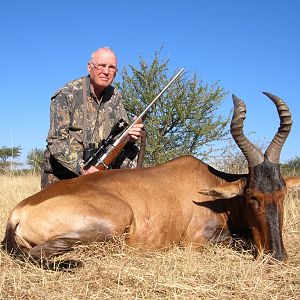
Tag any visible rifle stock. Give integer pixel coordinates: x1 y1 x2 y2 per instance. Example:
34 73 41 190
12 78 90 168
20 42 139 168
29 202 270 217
95 134 131 170
90 68 184 170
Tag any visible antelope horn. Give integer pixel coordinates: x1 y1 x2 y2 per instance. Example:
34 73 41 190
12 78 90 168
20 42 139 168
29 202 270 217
230 95 264 167
263 92 292 164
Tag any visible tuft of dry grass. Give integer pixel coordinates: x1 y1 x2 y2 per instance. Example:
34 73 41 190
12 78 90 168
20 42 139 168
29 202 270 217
0 175 299 299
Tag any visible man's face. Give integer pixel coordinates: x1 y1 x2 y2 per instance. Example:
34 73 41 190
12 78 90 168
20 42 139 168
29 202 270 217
87 49 118 92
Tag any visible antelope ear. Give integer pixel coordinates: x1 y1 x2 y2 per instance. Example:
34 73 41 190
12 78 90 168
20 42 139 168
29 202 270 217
199 178 246 199
284 176 300 189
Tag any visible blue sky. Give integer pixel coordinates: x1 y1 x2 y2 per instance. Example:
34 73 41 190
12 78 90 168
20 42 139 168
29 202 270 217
0 0 299 164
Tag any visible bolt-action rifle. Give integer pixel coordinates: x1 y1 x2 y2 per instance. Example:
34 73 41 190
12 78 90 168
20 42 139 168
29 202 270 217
83 68 184 171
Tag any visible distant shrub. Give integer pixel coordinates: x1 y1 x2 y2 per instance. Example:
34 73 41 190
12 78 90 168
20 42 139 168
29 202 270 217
281 156 300 176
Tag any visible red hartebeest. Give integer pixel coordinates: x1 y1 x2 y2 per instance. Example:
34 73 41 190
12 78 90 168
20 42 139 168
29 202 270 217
2 92 300 263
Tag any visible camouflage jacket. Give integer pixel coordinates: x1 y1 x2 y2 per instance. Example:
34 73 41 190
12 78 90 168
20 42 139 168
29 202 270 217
45 76 131 175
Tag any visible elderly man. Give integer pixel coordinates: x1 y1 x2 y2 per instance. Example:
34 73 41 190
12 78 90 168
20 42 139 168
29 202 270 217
41 47 143 188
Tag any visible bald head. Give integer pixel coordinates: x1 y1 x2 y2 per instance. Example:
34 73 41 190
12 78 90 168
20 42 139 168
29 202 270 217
90 47 118 64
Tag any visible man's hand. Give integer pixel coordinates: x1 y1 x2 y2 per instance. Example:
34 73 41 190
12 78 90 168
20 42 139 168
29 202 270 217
128 117 144 141
80 165 99 175
128 123 144 141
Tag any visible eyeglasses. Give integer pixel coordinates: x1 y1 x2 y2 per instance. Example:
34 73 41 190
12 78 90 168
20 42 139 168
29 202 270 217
90 62 118 73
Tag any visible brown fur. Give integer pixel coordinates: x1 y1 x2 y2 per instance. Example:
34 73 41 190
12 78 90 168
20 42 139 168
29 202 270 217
3 155 300 263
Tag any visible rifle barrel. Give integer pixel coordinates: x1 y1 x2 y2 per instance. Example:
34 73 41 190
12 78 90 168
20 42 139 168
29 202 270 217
140 68 184 120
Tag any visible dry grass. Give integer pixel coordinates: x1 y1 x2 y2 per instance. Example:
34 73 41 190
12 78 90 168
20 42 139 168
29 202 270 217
0 175 299 300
